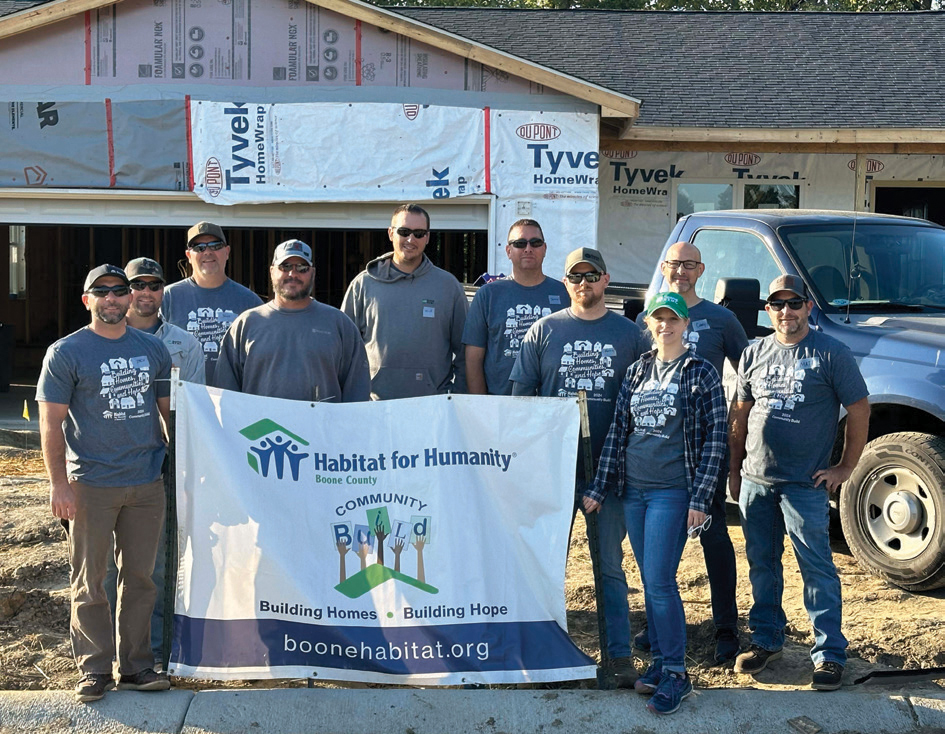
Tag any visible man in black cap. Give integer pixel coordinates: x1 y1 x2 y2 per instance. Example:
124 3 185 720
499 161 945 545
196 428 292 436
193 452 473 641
161 221 262 382
213 240 370 402
36 265 173 701
730 274 870 691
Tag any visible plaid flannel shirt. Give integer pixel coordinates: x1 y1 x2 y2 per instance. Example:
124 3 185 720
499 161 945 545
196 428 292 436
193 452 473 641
584 349 728 514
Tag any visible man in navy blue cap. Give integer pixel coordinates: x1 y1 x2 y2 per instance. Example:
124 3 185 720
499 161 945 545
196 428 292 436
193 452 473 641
213 240 370 402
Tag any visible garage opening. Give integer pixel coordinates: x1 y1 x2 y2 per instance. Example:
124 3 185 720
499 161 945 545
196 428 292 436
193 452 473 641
874 186 945 227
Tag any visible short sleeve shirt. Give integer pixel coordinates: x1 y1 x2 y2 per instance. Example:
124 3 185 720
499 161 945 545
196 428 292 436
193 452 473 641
462 277 570 395
736 330 868 486
36 327 172 487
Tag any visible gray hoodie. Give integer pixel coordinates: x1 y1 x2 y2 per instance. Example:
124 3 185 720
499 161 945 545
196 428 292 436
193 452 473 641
342 253 468 400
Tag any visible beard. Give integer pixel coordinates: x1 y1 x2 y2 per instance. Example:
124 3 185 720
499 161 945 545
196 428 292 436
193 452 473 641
572 289 603 309
274 277 314 301
92 301 128 325
132 299 159 318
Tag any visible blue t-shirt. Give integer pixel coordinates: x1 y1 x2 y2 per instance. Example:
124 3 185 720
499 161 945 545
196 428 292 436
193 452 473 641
462 277 570 395
36 326 172 487
161 277 262 382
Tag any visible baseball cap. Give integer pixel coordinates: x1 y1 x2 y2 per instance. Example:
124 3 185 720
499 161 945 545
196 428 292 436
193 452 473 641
83 264 129 292
186 221 226 248
124 257 165 282
564 247 607 275
646 291 689 319
272 239 313 266
767 274 808 301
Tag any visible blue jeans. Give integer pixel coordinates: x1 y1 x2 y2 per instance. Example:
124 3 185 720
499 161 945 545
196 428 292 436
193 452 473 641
700 470 739 633
622 486 690 673
739 478 847 666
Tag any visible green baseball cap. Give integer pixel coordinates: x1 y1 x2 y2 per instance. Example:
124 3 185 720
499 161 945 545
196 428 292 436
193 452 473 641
646 291 689 319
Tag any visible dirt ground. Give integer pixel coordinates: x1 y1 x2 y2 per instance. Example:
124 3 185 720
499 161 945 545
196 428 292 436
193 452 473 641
1 446 943 693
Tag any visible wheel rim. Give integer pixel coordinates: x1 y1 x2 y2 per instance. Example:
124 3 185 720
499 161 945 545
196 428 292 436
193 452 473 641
860 464 937 561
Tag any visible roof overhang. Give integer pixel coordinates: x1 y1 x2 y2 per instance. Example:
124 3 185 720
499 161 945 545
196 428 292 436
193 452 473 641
616 126 945 145
0 0 121 38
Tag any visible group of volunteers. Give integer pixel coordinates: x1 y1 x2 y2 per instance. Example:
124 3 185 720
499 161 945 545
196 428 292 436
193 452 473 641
36 204 870 714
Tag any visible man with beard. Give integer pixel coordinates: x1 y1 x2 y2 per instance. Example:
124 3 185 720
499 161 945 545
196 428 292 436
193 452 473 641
161 221 262 382
730 274 870 691
36 264 172 701
633 241 748 664
510 247 644 688
213 239 370 402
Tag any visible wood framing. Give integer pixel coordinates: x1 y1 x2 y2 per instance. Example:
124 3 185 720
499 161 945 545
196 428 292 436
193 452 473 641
618 126 945 146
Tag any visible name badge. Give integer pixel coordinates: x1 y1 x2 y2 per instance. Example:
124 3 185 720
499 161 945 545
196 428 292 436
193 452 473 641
548 295 561 305
423 306 435 318
692 319 710 331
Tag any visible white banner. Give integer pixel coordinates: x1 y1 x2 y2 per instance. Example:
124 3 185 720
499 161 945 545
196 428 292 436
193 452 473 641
171 383 595 684
191 102 487 204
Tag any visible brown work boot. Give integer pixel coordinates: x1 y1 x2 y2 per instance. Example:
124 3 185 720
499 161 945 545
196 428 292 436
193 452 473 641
74 673 115 703
116 668 171 691
611 656 639 688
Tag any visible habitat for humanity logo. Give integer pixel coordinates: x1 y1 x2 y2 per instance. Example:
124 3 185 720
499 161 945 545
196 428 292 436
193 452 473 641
239 419 310 480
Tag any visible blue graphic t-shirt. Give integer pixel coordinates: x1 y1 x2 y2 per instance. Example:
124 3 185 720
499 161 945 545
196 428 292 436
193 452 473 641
462 277 570 395
161 277 262 382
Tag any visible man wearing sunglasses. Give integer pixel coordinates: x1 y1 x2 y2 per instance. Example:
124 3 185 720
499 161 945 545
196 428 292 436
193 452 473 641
36 264 173 701
730 274 870 691
213 240 370 402
633 241 749 664
161 222 262 383
510 247 645 688
463 219 569 395
342 204 468 400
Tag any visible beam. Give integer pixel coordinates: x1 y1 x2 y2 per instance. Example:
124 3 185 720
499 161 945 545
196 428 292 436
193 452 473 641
308 0 639 119
599 137 945 155
618 125 945 145
0 0 123 39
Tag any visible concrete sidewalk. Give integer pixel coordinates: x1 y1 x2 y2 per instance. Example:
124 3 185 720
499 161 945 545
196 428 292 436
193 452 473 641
1 688 944 734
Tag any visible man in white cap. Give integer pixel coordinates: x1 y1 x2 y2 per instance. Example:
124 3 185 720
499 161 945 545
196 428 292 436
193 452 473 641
161 221 262 382
213 239 370 402
37 264 172 701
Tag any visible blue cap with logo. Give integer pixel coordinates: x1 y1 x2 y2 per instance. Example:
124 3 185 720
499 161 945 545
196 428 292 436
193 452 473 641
273 239 313 266
84 264 129 292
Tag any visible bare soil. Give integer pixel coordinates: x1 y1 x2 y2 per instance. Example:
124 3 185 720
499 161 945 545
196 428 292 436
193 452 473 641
1 446 942 693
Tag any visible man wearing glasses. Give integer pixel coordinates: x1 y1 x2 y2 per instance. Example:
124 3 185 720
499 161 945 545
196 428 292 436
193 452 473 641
510 247 644 688
213 239 370 402
36 265 173 701
342 204 468 400
633 241 749 664
462 219 569 395
729 274 870 691
161 222 262 382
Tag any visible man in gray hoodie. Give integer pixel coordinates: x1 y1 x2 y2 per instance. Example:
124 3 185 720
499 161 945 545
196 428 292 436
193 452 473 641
342 204 468 400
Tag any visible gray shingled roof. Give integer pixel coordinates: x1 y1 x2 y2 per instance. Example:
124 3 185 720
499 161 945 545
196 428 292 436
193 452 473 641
392 8 945 129
0 0 49 16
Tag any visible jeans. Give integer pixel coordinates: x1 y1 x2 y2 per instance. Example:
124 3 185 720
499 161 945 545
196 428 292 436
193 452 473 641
622 486 690 673
739 478 847 666
700 470 739 633
596 495 632 659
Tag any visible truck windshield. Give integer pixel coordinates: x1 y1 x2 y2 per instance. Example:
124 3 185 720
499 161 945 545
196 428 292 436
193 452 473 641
780 222 945 312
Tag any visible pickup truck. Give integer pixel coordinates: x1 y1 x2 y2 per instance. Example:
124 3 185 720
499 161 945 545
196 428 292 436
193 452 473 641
643 209 945 591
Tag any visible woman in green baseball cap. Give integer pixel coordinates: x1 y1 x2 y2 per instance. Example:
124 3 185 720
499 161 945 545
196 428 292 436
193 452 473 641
582 290 727 715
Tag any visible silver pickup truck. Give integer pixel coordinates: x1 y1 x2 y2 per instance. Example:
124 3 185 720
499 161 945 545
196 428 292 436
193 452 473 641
645 209 945 591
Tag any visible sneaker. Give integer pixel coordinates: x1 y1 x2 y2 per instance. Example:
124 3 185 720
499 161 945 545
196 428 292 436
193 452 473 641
646 671 693 715
116 668 171 691
611 657 638 689
734 644 783 675
811 661 844 691
714 628 740 664
633 662 663 694
633 625 651 652
74 673 115 703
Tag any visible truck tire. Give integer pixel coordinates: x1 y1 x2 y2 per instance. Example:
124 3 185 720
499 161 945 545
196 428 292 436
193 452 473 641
840 432 945 591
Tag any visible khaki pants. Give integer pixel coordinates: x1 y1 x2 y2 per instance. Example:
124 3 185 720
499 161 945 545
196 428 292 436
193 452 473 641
69 479 164 676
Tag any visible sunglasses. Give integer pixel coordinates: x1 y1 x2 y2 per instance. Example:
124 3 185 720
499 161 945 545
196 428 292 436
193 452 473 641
663 260 701 271
188 240 227 253
394 227 429 239
566 271 603 284
687 515 712 540
86 285 131 298
509 238 545 249
277 263 311 274
767 298 807 311
129 281 164 292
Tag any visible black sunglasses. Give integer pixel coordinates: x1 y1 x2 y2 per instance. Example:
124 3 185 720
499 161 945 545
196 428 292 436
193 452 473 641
509 238 545 249
188 240 227 253
394 227 429 239
566 271 603 284
86 285 131 298
767 298 807 311
129 281 164 292
277 263 311 273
